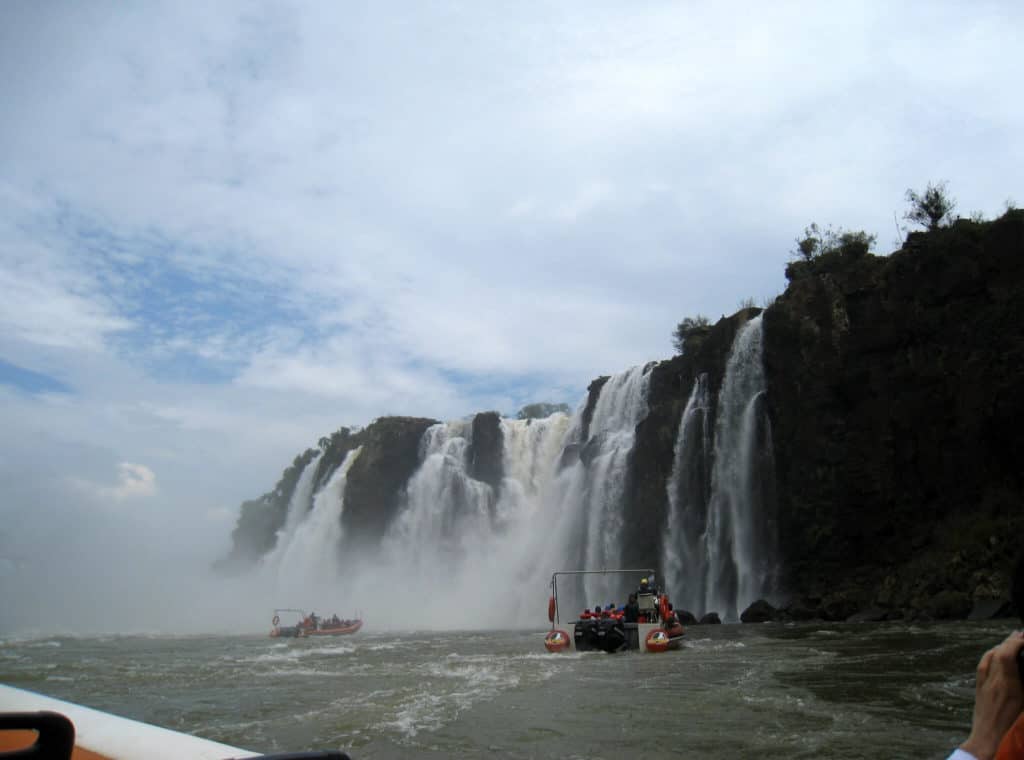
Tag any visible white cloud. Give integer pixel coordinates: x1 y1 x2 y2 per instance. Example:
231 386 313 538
74 462 157 504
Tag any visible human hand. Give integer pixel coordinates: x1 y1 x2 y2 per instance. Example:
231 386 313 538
960 631 1024 760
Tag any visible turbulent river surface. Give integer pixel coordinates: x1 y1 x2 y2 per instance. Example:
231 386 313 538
0 621 1007 759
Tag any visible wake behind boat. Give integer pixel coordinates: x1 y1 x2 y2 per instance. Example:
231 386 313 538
270 608 363 638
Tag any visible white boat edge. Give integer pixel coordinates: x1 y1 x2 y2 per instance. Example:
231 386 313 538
0 683 259 760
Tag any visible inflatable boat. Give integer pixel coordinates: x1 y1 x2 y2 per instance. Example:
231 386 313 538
544 568 685 653
269 609 363 638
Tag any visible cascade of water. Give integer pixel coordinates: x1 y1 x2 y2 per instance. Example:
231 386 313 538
661 373 711 610
383 421 495 570
259 451 323 571
370 413 574 627
250 365 653 629
564 364 654 606
272 447 361 600
702 315 777 620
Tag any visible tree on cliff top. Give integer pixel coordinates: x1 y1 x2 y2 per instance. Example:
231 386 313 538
794 223 876 260
672 314 711 354
904 181 956 231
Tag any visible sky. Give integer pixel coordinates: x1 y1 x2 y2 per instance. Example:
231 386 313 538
1 1 1021 634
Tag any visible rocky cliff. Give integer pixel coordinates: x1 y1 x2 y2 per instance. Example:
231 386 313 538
761 210 1024 619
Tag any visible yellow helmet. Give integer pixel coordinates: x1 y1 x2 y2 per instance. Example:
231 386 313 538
641 577 648 584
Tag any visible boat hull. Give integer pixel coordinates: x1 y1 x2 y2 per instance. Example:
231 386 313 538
0 685 256 760
568 621 682 653
300 620 363 637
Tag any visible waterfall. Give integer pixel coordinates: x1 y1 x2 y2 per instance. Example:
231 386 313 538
240 335 777 627
383 421 496 572
271 447 361 601
266 452 323 564
702 314 778 620
365 413 575 627
567 364 654 607
662 373 711 610
243 363 662 629
327 367 653 628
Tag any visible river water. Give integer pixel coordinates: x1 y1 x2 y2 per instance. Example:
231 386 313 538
0 621 1008 759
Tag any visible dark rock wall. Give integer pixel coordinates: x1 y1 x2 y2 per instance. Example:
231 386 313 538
468 411 504 492
340 416 438 546
763 211 1024 614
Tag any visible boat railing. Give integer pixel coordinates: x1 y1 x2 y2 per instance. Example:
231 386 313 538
549 568 655 625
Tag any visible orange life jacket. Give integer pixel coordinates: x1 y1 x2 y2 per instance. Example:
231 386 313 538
996 713 1024 760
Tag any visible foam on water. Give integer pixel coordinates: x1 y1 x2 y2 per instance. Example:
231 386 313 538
0 624 993 758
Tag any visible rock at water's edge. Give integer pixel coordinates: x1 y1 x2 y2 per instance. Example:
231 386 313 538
740 599 777 623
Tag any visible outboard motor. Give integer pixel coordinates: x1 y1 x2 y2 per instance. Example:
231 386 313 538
595 618 627 653
573 619 600 652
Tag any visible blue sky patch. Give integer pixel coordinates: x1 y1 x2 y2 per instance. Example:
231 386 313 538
50 203 318 385
0 358 73 395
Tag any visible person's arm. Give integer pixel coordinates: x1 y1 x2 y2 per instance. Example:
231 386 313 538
955 631 1024 760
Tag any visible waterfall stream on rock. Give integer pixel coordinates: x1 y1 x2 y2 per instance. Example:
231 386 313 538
264 448 361 603
700 315 778 620
261 451 323 571
662 373 711 611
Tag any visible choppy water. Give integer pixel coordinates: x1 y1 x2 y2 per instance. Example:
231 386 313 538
0 621 1007 759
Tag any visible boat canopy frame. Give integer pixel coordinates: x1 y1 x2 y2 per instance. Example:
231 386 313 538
549 568 656 625
272 608 307 621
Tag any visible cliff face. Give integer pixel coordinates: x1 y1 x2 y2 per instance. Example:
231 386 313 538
762 210 1024 617
340 416 439 546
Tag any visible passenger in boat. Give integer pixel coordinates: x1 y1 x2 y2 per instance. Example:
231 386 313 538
331 614 340 626
624 594 639 623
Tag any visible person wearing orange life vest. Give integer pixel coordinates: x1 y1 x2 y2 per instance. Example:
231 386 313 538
948 553 1024 760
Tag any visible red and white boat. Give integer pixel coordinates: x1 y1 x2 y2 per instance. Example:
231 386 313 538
544 568 685 653
270 609 363 638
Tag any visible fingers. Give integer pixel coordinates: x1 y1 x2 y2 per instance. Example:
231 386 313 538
978 648 996 683
992 631 1024 671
